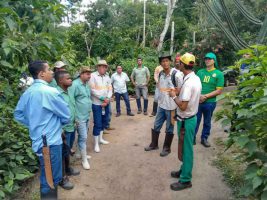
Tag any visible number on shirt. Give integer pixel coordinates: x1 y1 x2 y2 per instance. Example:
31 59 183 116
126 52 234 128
203 75 210 83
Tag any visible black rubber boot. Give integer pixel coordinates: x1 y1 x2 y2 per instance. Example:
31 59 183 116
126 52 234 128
143 99 148 115
160 133 174 157
170 181 192 191
136 99 142 114
150 102 158 117
65 156 80 176
40 187 58 200
144 129 160 151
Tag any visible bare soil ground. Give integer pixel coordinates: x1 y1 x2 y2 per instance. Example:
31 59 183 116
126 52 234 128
56 96 232 200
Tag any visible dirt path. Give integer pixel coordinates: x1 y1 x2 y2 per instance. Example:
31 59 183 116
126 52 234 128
59 97 232 200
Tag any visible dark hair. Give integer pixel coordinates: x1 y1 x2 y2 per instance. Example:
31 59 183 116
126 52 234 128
55 71 69 84
181 61 194 70
28 60 48 79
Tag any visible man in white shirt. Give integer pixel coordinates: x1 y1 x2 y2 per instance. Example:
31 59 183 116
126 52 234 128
89 60 111 153
169 53 202 191
111 66 134 117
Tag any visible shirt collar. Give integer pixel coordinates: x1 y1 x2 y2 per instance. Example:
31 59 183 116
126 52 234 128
96 71 107 77
207 67 216 72
34 79 49 85
56 86 67 94
183 71 195 80
78 78 87 85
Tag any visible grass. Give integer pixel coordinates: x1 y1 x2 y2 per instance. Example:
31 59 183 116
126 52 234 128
213 137 246 199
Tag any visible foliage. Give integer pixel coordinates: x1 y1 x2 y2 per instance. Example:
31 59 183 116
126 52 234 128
0 0 69 198
216 45 267 199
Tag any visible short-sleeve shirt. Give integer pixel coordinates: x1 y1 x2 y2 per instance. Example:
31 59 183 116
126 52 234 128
197 68 224 102
158 68 181 110
177 72 202 118
111 72 130 94
131 65 150 86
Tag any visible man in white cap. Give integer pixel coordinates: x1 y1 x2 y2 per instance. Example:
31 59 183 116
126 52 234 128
89 60 111 153
49 61 67 88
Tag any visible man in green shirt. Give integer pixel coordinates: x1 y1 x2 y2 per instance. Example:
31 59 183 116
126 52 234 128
195 52 224 147
68 66 92 170
55 71 80 190
131 57 150 115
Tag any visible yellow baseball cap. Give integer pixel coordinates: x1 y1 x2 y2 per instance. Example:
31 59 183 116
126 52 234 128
180 53 195 66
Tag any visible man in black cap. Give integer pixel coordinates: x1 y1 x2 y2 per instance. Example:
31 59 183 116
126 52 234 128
144 52 183 157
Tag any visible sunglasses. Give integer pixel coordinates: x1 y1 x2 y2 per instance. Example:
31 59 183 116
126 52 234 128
204 57 212 61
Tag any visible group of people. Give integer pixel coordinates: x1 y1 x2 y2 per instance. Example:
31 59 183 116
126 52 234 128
145 51 224 191
14 50 224 199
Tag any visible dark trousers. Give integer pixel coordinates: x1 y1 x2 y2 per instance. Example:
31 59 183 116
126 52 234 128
92 104 110 136
38 144 62 194
195 102 216 140
114 92 131 114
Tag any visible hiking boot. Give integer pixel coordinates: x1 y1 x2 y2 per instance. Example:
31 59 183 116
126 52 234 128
171 170 181 178
170 181 192 191
116 113 121 117
127 112 135 116
66 167 80 176
144 111 148 115
59 177 74 190
201 139 211 148
160 133 174 157
137 110 142 114
144 129 160 151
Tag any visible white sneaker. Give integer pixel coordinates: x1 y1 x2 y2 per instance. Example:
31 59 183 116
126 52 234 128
81 150 90 170
99 131 109 145
94 136 100 153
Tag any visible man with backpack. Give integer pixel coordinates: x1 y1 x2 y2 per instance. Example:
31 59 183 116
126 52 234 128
144 52 183 157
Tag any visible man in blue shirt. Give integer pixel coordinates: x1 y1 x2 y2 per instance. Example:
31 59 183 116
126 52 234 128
14 60 70 200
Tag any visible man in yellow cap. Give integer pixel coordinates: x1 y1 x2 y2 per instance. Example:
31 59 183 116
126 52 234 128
169 52 202 191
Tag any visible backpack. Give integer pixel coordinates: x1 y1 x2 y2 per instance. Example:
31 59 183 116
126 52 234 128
159 70 177 87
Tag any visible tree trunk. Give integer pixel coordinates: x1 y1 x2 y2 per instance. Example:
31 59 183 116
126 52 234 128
157 0 177 52
141 0 146 47
170 21 174 55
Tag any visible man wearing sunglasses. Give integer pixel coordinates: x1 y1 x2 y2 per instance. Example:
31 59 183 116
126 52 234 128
194 52 224 147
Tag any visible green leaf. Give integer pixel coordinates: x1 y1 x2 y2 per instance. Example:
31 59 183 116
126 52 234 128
245 140 258 155
236 135 250 148
0 60 13 69
261 190 267 200
0 190 5 198
253 176 263 190
15 173 28 180
4 16 16 31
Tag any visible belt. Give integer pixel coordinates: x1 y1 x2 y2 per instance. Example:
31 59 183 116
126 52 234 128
176 114 195 121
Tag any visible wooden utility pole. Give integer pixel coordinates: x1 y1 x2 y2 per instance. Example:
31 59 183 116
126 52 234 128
170 21 174 55
141 0 146 47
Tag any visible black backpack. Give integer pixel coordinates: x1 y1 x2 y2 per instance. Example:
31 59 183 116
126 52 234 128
159 70 177 87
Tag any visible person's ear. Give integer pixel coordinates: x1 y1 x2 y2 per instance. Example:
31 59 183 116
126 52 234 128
39 70 45 78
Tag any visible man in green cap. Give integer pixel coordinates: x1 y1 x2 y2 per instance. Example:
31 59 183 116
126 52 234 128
195 52 224 147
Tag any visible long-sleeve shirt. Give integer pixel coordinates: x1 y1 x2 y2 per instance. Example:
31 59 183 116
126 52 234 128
89 71 112 105
68 78 92 121
57 86 75 132
14 79 71 153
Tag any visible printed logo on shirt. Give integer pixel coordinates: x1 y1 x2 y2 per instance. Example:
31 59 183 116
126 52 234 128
212 73 217 78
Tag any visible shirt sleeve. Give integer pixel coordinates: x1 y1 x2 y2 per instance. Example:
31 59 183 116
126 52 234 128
43 92 71 125
180 85 192 102
175 72 184 89
125 73 130 82
154 67 160 83
14 96 29 127
216 71 224 89
111 74 114 84
107 77 113 99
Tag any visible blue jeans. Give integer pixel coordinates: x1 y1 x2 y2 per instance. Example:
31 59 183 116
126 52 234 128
37 144 62 194
114 92 131 114
195 102 216 140
106 103 112 129
77 120 89 151
65 130 75 149
92 104 110 136
154 107 174 134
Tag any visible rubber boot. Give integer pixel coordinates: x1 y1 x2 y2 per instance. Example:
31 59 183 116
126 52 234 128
81 149 90 169
150 102 158 117
143 99 148 115
40 187 57 200
136 98 142 114
94 136 100 153
99 131 109 145
160 133 174 157
59 176 74 190
144 129 160 151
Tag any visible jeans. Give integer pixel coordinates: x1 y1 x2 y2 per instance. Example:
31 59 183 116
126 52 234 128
37 144 62 194
177 116 197 182
92 104 110 136
195 102 216 140
77 120 89 151
114 92 131 114
135 86 148 99
65 130 75 149
154 107 174 134
106 103 112 128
